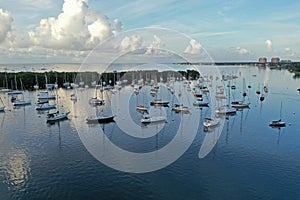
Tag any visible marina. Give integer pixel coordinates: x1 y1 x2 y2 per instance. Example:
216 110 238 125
0 64 300 199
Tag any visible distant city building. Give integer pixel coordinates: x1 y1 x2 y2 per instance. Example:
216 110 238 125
281 60 291 63
271 57 280 63
258 57 267 63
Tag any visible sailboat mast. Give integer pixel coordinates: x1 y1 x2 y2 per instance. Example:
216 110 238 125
5 73 8 89
280 101 283 119
15 75 18 90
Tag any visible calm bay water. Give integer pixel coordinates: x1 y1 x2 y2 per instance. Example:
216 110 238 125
0 65 300 199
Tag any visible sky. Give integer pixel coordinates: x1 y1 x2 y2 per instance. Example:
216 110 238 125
0 0 300 64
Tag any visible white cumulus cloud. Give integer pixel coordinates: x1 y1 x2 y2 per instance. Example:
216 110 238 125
265 39 273 52
184 39 202 54
0 8 15 45
145 35 165 55
120 35 143 52
28 0 120 50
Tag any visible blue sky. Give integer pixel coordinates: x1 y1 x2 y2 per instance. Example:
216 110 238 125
0 0 300 63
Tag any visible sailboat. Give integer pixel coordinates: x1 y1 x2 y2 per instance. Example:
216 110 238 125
33 74 39 90
86 89 114 124
46 91 69 123
193 98 209 107
0 73 11 93
47 111 69 123
203 117 220 128
37 91 56 100
0 97 5 112
172 104 190 113
35 103 56 110
13 79 31 106
231 78 250 109
150 98 169 106
88 85 105 106
136 86 149 112
216 81 236 115
7 75 22 95
269 101 286 127
141 113 167 124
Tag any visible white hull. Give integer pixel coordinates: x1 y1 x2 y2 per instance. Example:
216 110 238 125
141 114 167 124
36 104 56 110
203 118 220 128
231 101 250 108
215 106 236 115
38 92 56 100
13 100 31 106
47 112 68 122
136 105 148 112
172 105 190 113
7 90 23 95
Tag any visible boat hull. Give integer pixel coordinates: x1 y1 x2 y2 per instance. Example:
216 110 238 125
86 116 115 124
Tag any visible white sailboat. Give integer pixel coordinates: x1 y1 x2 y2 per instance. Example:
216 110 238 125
88 85 105 106
37 91 56 100
47 111 69 123
216 81 236 115
86 89 114 123
141 113 166 124
172 104 190 113
269 101 286 127
35 103 56 110
46 92 69 123
7 75 22 95
13 79 31 106
203 117 220 128
33 74 39 90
